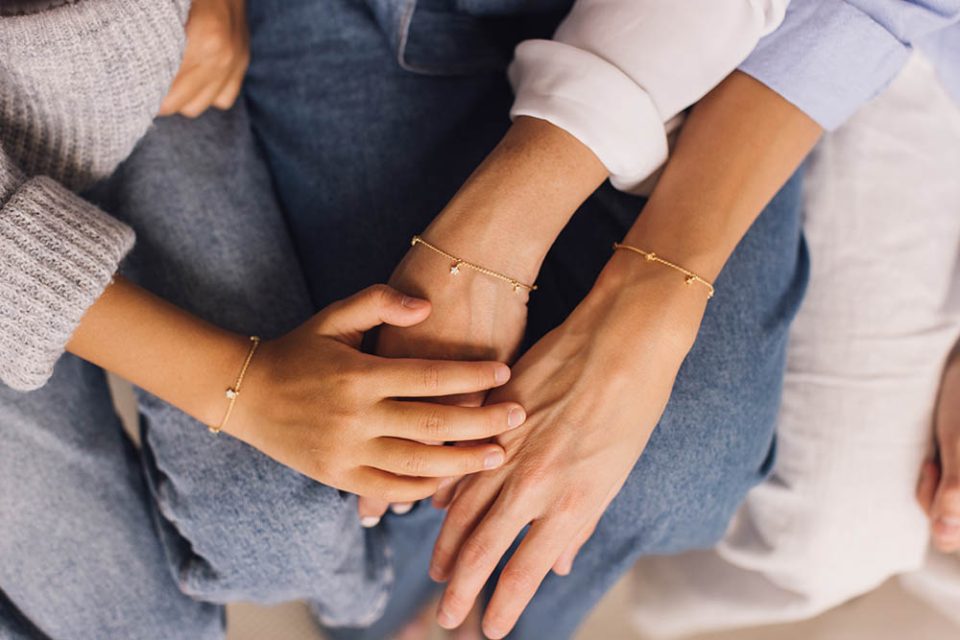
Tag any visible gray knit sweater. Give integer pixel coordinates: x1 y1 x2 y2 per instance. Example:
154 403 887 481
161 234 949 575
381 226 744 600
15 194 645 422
0 0 190 390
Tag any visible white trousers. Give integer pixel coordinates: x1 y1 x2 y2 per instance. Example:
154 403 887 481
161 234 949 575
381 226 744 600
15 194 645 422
631 54 960 637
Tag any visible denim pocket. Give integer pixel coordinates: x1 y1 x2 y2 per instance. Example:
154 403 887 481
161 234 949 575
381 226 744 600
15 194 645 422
366 0 568 75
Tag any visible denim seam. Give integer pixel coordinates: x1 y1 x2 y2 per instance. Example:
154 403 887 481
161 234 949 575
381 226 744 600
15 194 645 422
395 0 419 73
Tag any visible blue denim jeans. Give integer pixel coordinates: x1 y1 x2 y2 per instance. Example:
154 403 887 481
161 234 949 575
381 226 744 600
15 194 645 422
0 2 808 639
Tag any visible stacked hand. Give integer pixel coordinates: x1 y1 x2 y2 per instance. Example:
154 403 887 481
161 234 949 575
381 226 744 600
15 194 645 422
226 285 526 504
370 242 708 638
428 262 706 638
357 246 530 523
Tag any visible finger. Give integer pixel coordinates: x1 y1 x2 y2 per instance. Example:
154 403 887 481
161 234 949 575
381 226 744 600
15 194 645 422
178 76 229 119
931 445 960 551
158 63 208 116
380 358 510 399
431 476 501 582
553 520 596 576
315 285 431 344
436 495 529 631
482 518 575 639
369 439 505 479
358 495 390 528
917 459 939 518
211 54 248 110
385 401 525 442
390 502 415 515
358 468 440 504
432 476 462 510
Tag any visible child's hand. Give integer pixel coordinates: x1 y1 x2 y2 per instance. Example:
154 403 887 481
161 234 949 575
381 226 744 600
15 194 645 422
160 0 249 118
226 286 525 503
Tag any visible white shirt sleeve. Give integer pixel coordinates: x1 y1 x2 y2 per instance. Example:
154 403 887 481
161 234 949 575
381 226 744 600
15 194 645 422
508 0 790 194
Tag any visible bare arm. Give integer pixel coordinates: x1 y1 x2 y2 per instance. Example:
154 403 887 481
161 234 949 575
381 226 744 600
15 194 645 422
66 277 524 501
429 71 822 638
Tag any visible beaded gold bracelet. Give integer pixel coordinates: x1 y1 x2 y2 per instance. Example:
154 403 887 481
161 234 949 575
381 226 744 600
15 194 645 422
209 336 261 435
410 235 538 295
612 242 715 299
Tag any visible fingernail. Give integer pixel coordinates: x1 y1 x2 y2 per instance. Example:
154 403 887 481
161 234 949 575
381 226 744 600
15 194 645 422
483 622 506 639
484 451 505 469
937 516 960 533
390 502 414 515
508 407 526 428
360 516 381 528
401 295 428 309
494 364 510 385
437 606 457 629
437 477 455 491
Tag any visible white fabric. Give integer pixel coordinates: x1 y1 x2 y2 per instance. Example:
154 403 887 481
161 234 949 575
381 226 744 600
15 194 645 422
629 53 960 638
508 0 789 193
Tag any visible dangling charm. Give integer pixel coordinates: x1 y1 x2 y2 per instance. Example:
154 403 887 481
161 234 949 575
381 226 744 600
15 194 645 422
512 281 521 294
685 275 696 285
450 260 462 275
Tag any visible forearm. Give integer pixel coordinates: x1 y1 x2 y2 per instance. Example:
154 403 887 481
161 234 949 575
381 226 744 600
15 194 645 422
422 116 607 284
67 276 248 428
606 71 822 290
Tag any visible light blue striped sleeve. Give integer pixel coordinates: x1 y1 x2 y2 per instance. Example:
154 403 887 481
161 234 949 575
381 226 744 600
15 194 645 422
739 0 960 129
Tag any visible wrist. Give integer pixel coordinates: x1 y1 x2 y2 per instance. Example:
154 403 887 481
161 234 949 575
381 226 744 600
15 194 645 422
421 117 608 284
585 255 708 354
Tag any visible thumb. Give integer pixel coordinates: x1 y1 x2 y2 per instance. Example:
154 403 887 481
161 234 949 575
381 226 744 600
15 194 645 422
931 445 960 552
314 285 431 344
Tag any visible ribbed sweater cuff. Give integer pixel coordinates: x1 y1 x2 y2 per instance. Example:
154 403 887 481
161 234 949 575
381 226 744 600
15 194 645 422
0 176 134 390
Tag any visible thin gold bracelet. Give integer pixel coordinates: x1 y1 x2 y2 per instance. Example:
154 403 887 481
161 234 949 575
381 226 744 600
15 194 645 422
612 242 715 299
209 336 261 435
410 235 538 294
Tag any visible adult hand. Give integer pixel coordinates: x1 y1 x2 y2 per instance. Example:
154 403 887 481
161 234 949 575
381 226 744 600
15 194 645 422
429 261 708 639
918 357 960 552
159 0 249 118
226 285 526 505
358 116 609 524
358 243 530 523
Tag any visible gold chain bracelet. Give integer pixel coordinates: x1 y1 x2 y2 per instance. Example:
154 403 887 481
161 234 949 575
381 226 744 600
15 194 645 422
410 235 538 294
209 336 261 435
612 242 715 299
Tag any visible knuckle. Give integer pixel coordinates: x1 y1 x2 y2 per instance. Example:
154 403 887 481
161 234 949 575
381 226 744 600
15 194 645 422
333 360 373 405
513 462 552 494
370 284 395 309
198 32 229 59
442 587 472 613
552 489 589 517
422 364 441 394
459 537 493 570
400 451 427 476
446 504 476 532
499 565 538 595
418 410 447 440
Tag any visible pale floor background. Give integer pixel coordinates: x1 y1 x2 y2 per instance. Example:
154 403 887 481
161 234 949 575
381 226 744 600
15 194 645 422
225 577 960 640
108 377 960 640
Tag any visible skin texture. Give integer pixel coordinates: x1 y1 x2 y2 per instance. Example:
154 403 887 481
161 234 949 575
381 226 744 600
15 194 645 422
159 0 250 118
67 281 527 502
917 356 960 552
377 73 822 638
